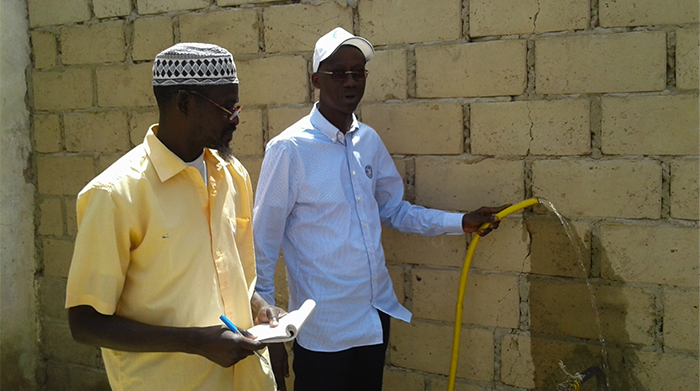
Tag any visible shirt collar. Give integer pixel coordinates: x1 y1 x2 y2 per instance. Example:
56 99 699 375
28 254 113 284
144 124 228 183
309 102 359 143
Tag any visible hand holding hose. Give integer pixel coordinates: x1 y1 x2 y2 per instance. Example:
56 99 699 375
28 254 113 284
461 205 510 236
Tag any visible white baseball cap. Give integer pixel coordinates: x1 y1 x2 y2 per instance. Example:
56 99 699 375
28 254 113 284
313 27 374 72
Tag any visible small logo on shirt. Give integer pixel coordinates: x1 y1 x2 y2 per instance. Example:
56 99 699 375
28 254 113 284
364 165 373 179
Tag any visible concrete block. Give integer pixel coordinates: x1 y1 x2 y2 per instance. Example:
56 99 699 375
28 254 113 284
632 351 699 391
137 0 209 15
536 32 667 94
33 68 93 110
45 361 110 391
526 218 592 278
219 0 276 4
391 320 493 380
471 99 590 156
37 156 95 196
416 40 527 98
39 198 64 236
501 333 609 389
27 0 90 27
470 218 531 273
179 9 259 55
663 288 699 351
237 56 308 105
532 159 662 218
64 111 131 153
600 223 699 287
31 31 56 69
132 16 174 62
415 157 524 211
500 333 536 389
61 21 126 65
263 3 353 53
382 368 424 391
676 28 700 90
381 227 466 268
34 114 62 153
412 268 520 328
470 0 589 36
268 105 313 140
96 63 156 108
601 95 699 155
129 110 159 146
670 159 699 220
236 156 262 190
38 276 67 320
599 0 699 27
41 318 99 367
232 107 263 157
361 101 464 155
94 0 131 18
43 238 75 278
428 378 489 391
364 49 408 102
428 377 491 391
66 197 78 237
529 278 656 344
358 0 462 45
387 264 405 305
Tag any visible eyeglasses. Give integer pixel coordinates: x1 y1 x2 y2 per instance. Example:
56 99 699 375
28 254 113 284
188 90 241 121
317 70 369 82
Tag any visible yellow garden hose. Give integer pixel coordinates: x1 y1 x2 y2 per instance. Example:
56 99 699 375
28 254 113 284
447 198 540 391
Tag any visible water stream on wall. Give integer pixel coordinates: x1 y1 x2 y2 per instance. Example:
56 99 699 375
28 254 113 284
537 198 611 391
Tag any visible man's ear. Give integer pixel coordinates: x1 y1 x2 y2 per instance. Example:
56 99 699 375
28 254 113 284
311 73 321 89
175 90 191 116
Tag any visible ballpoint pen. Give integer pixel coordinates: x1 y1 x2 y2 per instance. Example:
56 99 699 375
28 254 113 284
219 315 270 366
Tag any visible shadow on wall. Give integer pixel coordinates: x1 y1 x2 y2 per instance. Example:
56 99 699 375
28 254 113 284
525 215 645 390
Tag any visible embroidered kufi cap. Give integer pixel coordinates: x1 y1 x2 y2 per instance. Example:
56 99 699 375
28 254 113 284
152 43 238 86
313 27 374 72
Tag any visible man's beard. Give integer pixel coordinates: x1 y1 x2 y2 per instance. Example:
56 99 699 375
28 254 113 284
216 142 233 161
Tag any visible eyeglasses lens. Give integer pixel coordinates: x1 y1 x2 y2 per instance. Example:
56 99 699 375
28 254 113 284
330 70 368 81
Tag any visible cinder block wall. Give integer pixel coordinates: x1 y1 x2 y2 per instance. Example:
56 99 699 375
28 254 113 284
26 0 698 390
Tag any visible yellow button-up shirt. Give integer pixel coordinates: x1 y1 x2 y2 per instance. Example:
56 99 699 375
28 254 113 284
66 127 275 391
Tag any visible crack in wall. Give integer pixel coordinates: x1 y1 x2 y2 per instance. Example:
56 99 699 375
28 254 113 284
533 0 541 33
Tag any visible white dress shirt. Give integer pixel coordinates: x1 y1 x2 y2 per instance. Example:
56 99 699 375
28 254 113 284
253 103 464 352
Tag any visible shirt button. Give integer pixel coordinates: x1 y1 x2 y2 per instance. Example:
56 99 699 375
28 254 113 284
352 171 356 175
363 223 367 228
357 196 361 201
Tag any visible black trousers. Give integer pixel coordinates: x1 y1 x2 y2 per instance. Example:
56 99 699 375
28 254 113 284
292 311 390 391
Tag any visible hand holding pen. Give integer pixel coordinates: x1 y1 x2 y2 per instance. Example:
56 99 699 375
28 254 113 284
220 315 270 366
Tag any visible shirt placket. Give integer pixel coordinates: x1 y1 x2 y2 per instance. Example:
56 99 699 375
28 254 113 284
208 164 233 315
344 131 378 305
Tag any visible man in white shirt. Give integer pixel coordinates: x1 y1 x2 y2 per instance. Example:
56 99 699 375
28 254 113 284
253 28 507 391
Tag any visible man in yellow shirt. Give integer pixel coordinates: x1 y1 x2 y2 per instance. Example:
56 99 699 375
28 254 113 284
65 43 282 391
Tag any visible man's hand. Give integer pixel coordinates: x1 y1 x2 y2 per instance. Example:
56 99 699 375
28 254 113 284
268 343 290 391
254 304 287 327
462 205 510 236
251 292 288 327
190 325 265 368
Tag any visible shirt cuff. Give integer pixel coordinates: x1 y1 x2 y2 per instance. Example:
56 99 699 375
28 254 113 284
442 212 465 234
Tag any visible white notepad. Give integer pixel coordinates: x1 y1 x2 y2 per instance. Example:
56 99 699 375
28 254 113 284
248 299 316 343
